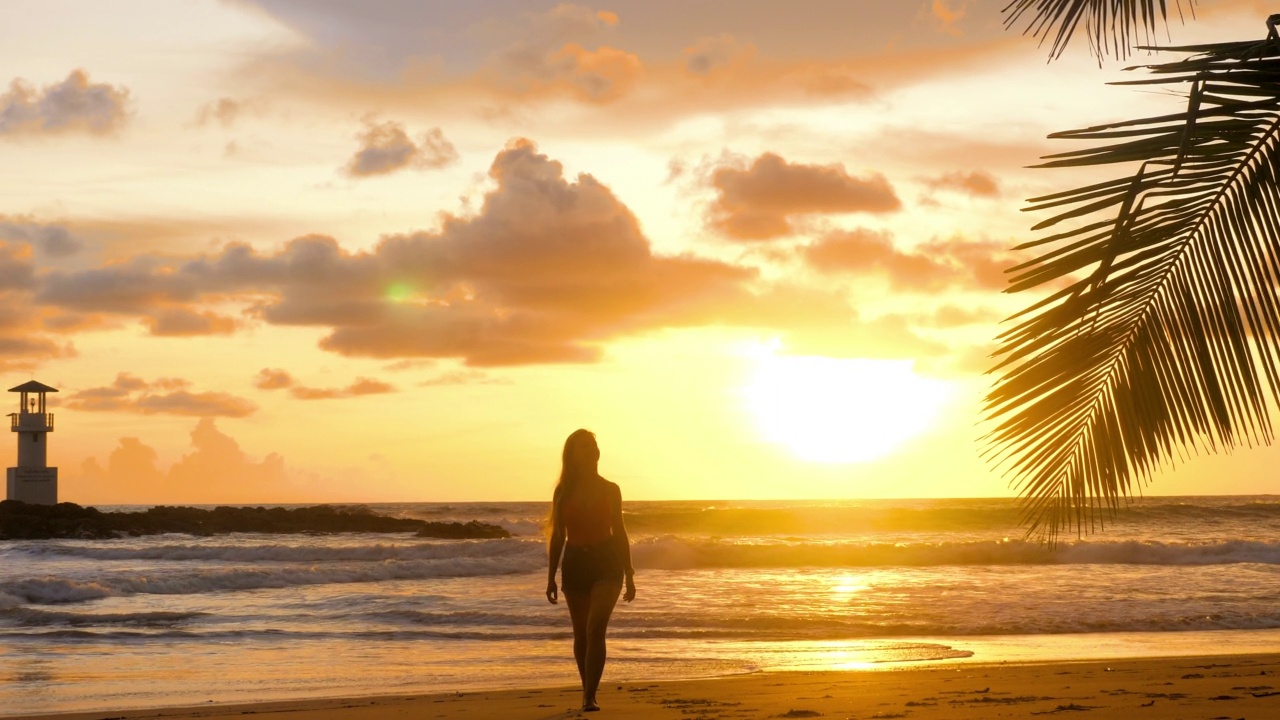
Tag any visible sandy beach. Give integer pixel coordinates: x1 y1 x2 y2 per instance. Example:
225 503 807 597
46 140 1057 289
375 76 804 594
10 653 1280 720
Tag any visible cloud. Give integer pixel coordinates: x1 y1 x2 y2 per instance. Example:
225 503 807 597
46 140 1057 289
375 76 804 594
344 119 459 176
0 216 86 257
227 1 1013 123
5 213 294 264
137 393 255 417
804 229 1015 292
708 153 901 240
74 419 289 504
919 235 1017 291
344 377 395 395
490 41 643 103
465 4 642 104
0 242 36 290
417 369 509 386
168 418 286 498
78 437 167 501
38 255 197 313
929 0 970 37
37 252 234 337
254 368 294 390
65 373 256 417
0 333 76 371
682 34 753 76
177 141 763 363
0 69 130 136
290 379 393 400
194 97 260 127
0 241 79 370
33 140 890 365
923 170 1000 198
805 228 927 280
8 141 861 371
312 140 764 363
255 368 395 399
144 308 238 336
41 311 119 333
544 4 620 34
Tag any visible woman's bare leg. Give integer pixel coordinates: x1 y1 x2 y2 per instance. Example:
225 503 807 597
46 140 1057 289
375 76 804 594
582 580 622 710
565 589 591 689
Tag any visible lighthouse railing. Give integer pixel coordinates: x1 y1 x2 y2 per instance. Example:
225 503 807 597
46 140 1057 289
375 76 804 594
11 413 53 431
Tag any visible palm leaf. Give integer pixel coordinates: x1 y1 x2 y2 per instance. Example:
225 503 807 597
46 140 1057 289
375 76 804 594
985 25 1280 541
1003 0 1197 60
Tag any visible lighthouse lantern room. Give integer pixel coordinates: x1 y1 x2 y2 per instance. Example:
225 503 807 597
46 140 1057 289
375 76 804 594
7 380 58 505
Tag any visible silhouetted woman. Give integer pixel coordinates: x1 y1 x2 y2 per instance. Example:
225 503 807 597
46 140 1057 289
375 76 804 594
545 429 636 712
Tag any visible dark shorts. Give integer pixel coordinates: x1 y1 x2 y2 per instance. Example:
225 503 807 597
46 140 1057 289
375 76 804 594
561 540 623 594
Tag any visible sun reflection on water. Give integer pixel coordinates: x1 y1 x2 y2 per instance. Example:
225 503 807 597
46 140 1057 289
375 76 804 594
831 574 871 597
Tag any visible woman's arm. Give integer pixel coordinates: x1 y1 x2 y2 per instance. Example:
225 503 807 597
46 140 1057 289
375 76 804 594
546 494 566 604
611 482 636 602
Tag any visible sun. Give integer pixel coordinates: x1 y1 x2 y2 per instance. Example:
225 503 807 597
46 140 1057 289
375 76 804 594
741 350 952 464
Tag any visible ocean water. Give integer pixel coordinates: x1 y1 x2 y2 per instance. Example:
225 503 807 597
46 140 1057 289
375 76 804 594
2 496 1280 715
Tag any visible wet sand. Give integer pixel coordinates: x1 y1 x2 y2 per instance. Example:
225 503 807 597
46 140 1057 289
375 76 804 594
9 654 1280 720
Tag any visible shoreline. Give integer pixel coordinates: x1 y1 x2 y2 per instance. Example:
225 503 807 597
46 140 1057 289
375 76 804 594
5 629 1280 717
7 652 1280 720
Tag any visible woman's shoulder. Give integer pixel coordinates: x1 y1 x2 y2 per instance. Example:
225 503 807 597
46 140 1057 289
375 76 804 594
602 478 622 498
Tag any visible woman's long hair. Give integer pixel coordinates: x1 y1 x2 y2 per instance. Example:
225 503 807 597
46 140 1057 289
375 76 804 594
547 429 595 544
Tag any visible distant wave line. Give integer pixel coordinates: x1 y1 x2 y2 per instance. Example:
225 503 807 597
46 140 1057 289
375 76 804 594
632 537 1280 569
2 537 539 563
5 538 1279 605
5 614 1280 642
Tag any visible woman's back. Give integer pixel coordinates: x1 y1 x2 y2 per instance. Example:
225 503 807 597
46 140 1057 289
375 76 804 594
561 482 613 547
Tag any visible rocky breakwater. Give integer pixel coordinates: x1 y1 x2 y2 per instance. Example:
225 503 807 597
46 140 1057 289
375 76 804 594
0 500 511 540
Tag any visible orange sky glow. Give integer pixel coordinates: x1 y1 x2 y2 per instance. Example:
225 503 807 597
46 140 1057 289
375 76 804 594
1 0 1276 504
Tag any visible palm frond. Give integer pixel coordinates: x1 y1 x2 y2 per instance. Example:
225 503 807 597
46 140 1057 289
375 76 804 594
985 25 1280 541
1003 0 1197 61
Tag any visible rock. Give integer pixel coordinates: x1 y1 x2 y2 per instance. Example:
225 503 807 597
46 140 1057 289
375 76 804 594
0 500 511 540
415 520 512 539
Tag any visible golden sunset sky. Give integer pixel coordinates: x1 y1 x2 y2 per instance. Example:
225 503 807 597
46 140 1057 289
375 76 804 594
1 0 1275 504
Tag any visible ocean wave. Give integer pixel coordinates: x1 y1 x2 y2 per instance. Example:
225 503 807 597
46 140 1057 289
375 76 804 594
372 609 561 628
392 499 1280 539
367 605 1280 638
624 505 1022 536
6 612 1280 642
9 536 1278 589
631 536 1280 569
630 502 1280 536
8 537 541 563
62 497 1280 540
1 608 207 627
1056 539 1280 565
0 627 577 642
4 554 541 605
470 499 1280 539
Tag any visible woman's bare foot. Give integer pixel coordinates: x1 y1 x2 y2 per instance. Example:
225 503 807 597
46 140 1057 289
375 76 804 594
582 697 600 712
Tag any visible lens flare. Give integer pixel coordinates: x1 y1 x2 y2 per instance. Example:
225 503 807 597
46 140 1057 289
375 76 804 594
385 282 413 303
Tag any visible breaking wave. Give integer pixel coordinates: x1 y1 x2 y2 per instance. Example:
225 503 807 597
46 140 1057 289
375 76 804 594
631 537 1280 569
5 536 1278 606
9 537 539 563
1 554 539 605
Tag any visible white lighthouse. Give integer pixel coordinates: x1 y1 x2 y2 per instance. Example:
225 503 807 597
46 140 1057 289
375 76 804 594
6 380 58 505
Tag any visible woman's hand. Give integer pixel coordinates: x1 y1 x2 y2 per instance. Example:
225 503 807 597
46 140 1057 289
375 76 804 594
623 575 636 603
545 578 559 604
